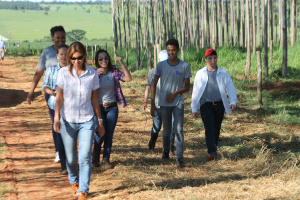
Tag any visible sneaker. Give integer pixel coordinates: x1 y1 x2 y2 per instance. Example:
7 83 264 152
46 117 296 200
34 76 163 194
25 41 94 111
103 158 112 170
170 147 176 157
162 149 169 160
78 192 87 200
60 163 68 175
54 151 60 163
71 183 79 197
207 154 217 161
176 158 184 168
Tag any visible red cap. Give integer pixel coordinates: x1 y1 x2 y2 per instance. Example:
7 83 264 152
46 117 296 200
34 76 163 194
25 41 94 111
204 48 217 57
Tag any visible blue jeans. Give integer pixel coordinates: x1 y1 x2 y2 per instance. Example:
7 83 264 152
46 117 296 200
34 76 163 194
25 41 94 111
200 102 225 155
160 103 184 159
94 104 118 159
60 116 97 195
151 108 175 148
48 108 66 163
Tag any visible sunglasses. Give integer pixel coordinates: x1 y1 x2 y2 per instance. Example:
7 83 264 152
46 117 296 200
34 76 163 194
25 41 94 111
98 56 109 61
70 55 84 61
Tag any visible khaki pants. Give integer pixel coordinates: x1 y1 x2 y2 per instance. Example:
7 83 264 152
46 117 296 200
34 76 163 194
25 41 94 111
0 49 4 60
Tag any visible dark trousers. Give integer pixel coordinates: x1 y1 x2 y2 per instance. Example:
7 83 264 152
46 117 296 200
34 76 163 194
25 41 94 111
200 102 225 155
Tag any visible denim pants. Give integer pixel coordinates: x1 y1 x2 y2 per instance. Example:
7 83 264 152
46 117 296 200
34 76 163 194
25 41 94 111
48 108 66 163
160 103 184 159
60 116 97 195
151 108 175 148
200 102 225 155
94 104 118 159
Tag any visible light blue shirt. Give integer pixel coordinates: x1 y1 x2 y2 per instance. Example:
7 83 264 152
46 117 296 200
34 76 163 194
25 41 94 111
0 41 5 49
42 63 61 110
191 66 237 114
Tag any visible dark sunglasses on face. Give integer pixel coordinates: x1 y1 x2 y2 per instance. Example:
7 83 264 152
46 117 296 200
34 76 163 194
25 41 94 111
98 56 109 61
70 55 84 61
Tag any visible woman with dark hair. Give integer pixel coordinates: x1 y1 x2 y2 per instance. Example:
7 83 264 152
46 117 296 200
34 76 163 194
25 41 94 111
27 25 66 161
53 42 105 200
92 49 132 169
42 44 68 175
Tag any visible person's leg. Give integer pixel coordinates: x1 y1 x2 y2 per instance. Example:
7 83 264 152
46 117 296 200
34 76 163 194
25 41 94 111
60 118 79 184
102 104 119 159
77 116 97 195
200 103 217 155
213 104 225 147
48 108 58 153
149 108 162 150
170 115 175 153
160 106 174 158
173 103 184 160
92 108 105 166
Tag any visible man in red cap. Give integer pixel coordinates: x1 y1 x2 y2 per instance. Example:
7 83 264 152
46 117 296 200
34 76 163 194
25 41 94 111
191 48 237 161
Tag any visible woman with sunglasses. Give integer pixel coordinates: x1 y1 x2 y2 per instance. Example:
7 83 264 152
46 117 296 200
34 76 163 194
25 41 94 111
92 49 132 169
53 42 105 200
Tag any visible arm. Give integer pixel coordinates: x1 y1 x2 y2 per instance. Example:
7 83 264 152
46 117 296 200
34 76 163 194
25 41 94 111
115 57 132 82
225 73 237 112
150 76 159 117
166 78 191 103
91 89 105 137
42 68 56 96
142 85 151 112
53 86 63 133
27 68 45 104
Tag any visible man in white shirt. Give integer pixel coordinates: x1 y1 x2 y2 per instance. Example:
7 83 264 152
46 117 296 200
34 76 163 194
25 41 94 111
191 48 237 161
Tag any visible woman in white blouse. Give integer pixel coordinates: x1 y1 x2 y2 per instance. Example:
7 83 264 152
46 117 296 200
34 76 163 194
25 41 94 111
53 42 105 200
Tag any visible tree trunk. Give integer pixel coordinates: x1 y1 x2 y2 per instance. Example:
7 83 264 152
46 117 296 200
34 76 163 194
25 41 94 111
168 0 173 39
282 0 288 78
215 0 219 47
240 0 244 47
264 0 268 77
136 0 140 70
160 0 167 43
256 51 263 106
147 42 152 70
230 0 234 46
245 0 251 76
252 0 256 53
221 0 225 46
225 0 229 46
117 0 122 50
236 0 240 47
127 0 131 48
291 0 295 46
122 0 126 50
111 0 118 50
270 0 274 46
256 0 260 47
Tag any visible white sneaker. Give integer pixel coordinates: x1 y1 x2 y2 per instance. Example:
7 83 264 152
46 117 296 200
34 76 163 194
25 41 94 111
54 151 60 163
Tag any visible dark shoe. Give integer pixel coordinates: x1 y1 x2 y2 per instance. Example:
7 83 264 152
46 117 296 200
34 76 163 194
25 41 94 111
60 162 68 175
148 134 158 150
170 146 176 157
92 150 100 168
162 149 169 160
207 154 217 161
71 183 79 197
78 192 87 200
176 158 184 168
103 158 112 170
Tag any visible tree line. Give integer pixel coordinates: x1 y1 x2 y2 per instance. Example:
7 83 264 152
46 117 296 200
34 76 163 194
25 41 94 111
0 1 43 10
111 0 297 78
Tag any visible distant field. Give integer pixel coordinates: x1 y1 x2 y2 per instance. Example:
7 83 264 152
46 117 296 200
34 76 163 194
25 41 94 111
0 4 113 42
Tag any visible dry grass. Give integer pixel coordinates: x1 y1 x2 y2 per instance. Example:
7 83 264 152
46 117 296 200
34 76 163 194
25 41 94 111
85 71 300 200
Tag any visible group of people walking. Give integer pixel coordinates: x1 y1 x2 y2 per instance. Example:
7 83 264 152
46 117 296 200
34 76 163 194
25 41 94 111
27 25 237 199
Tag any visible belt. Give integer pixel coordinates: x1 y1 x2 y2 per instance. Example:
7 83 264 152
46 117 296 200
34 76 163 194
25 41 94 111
208 101 222 105
100 102 116 107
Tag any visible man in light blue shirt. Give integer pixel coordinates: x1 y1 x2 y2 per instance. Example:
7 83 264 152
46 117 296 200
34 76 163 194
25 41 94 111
0 38 6 61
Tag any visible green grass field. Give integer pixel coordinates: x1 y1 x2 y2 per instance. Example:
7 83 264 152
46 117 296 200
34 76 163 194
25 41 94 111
0 4 112 42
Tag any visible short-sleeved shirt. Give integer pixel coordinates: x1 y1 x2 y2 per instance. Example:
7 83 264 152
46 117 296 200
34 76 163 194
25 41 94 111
98 71 117 104
42 63 61 110
147 68 161 108
37 46 58 70
56 65 100 123
0 41 5 49
155 59 192 107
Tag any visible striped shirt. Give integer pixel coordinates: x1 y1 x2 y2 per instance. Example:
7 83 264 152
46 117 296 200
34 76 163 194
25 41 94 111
56 65 100 123
42 63 61 110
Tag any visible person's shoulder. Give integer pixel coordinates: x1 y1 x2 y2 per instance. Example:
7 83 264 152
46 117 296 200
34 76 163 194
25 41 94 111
86 65 97 74
42 46 55 54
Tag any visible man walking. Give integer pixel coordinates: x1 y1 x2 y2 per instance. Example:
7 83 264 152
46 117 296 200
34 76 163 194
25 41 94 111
0 38 6 61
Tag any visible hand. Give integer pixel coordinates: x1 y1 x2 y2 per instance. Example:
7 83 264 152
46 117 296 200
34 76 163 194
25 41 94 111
142 103 147 112
96 121 105 137
192 112 200 118
115 57 124 65
53 120 61 133
165 93 176 103
27 93 34 105
150 103 158 117
229 104 236 112
52 90 57 96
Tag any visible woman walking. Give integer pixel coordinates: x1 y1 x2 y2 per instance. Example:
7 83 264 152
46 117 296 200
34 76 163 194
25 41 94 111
53 42 105 200
92 49 132 169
